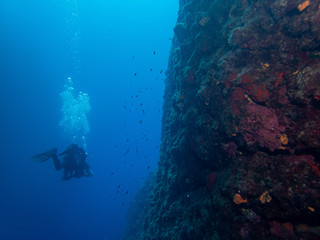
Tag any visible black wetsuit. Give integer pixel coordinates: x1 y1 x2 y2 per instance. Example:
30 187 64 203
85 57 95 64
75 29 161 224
52 144 93 180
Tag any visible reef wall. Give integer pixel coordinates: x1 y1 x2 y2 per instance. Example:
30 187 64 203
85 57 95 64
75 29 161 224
124 0 320 239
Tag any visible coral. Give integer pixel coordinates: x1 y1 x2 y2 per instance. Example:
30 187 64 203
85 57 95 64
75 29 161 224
307 206 315 212
233 193 247 205
275 72 284 88
282 222 293 231
297 1 310 12
239 103 286 151
269 221 294 238
280 134 288 145
238 74 270 103
259 191 272 204
289 155 320 178
303 156 320 178
222 73 237 89
207 172 217 192
232 87 246 115
231 74 270 117
251 85 269 103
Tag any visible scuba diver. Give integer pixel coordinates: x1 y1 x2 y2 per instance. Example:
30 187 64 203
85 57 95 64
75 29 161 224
30 144 93 180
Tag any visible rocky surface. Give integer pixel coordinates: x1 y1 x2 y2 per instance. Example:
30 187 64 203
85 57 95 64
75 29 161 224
124 0 320 239
123 172 156 240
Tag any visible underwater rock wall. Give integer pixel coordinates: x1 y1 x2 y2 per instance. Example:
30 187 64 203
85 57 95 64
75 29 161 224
126 0 320 239
123 172 156 240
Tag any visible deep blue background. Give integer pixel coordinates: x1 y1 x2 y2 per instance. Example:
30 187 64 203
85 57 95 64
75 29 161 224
0 0 177 239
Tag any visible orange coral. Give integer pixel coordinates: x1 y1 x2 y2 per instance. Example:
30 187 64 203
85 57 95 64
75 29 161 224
297 1 310 12
259 191 272 204
233 193 247 205
297 224 309 231
282 222 293 231
280 134 288 145
308 206 315 212
262 63 270 71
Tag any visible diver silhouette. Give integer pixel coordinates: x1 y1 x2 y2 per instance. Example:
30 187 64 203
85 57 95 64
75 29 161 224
30 144 93 180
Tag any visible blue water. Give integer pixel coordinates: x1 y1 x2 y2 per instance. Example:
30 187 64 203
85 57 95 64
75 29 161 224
0 1 178 239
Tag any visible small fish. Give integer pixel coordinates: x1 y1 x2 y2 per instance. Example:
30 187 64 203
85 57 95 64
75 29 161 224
124 148 130 157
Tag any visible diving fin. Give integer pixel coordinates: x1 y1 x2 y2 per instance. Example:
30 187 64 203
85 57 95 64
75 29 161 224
30 148 57 162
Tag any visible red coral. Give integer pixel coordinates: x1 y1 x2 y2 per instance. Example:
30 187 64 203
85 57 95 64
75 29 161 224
269 221 293 238
289 155 320 178
231 74 270 115
232 87 246 115
275 72 284 88
207 172 217 192
241 74 269 103
241 74 253 86
222 72 237 88
251 84 269 102
239 103 285 151
276 85 289 105
304 160 320 178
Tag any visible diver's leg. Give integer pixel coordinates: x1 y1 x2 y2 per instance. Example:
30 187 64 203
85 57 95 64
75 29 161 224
52 152 63 170
74 168 82 178
61 171 67 180
62 170 70 180
84 163 94 176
